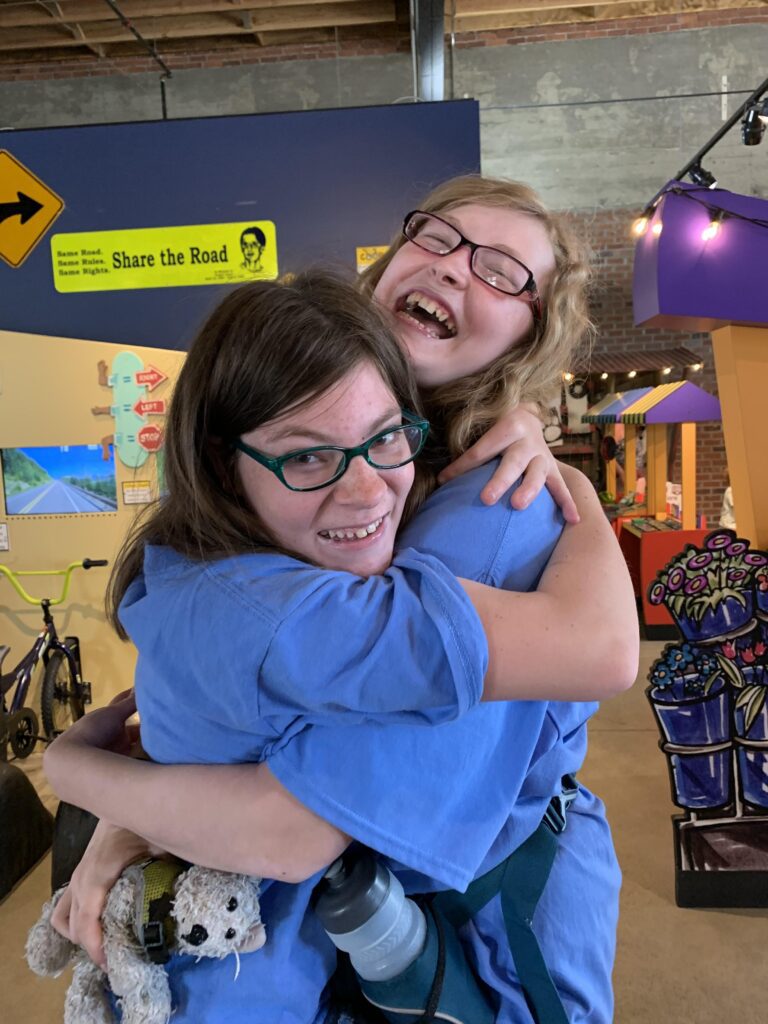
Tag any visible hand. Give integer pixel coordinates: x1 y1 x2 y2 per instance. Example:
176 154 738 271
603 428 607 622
50 820 162 969
48 691 139 757
437 407 579 524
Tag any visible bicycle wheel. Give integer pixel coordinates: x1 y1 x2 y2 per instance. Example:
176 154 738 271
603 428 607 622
41 651 84 738
10 708 39 759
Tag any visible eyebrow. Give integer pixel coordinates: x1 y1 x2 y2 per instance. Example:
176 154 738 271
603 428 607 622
441 213 526 262
262 406 403 448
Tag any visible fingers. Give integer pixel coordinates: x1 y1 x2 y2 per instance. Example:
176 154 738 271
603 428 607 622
51 885 73 941
73 888 108 969
478 449 534 506
543 467 581 525
507 454 548 511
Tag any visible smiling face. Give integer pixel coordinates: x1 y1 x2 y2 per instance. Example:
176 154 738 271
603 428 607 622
373 203 557 388
235 362 414 576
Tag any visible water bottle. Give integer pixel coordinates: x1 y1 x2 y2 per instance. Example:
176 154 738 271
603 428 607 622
314 849 427 981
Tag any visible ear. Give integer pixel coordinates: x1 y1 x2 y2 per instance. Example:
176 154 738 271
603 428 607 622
237 921 266 954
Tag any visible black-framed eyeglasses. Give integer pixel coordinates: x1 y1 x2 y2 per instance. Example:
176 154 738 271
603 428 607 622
402 210 543 324
234 410 429 492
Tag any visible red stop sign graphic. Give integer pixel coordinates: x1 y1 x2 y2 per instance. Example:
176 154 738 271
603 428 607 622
137 424 164 452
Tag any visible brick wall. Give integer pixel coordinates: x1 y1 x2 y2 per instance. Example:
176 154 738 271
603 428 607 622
570 206 725 526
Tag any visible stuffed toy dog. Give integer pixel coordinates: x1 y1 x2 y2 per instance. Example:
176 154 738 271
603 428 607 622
26 859 266 1024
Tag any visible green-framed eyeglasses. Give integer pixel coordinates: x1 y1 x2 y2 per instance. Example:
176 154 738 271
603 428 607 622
234 410 430 492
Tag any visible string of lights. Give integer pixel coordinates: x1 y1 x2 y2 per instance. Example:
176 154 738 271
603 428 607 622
632 183 768 242
631 73 768 239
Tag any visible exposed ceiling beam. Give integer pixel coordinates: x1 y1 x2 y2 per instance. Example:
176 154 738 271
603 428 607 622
0 0 375 29
0 2 396 50
453 0 768 33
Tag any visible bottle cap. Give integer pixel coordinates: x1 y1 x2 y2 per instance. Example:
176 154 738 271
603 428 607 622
314 847 391 933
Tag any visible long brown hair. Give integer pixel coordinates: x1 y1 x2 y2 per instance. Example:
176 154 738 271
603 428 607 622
107 270 428 637
360 175 594 459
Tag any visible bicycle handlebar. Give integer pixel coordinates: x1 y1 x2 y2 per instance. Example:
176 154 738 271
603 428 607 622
0 558 109 606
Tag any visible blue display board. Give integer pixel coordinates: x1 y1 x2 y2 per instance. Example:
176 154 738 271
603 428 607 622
0 102 480 349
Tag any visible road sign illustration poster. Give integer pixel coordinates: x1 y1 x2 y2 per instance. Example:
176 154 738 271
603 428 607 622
1 445 117 516
0 150 64 268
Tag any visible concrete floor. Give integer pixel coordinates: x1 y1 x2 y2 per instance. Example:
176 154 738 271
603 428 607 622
1 640 766 1023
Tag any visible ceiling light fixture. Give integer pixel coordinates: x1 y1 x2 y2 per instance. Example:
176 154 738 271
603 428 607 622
689 163 718 189
600 372 609 381
741 106 766 146
627 370 637 379
662 367 672 376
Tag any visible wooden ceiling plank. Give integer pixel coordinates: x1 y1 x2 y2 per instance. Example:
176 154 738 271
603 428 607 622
0 0 376 29
453 0 762 32
0 3 395 50
456 0 652 13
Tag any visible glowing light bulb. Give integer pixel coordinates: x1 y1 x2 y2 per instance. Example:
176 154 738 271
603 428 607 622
632 216 649 237
662 367 672 376
627 370 637 379
563 372 574 382
692 363 703 371
651 221 663 237
702 211 723 241
600 372 609 381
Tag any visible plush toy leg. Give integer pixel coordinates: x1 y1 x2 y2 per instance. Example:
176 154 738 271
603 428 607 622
25 887 77 977
112 959 173 1024
66 956 114 1024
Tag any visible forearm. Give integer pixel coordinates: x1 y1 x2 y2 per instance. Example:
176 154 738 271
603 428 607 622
44 741 349 882
464 465 639 700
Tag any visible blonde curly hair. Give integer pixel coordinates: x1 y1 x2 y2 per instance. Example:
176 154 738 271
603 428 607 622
360 175 594 459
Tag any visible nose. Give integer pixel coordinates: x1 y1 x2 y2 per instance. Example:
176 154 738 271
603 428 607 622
333 455 388 507
183 924 209 947
430 243 472 287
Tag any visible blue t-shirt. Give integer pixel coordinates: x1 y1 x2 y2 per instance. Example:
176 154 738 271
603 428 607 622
122 463 617 1023
121 533 488 1024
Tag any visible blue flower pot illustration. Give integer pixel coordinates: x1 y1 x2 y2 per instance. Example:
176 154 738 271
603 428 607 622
664 743 732 810
648 676 733 809
670 593 754 642
647 675 731 746
734 692 768 809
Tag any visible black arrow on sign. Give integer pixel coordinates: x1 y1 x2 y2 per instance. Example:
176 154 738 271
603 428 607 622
0 191 43 226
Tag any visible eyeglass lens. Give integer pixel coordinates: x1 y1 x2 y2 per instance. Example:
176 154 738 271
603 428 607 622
281 424 423 489
405 212 532 296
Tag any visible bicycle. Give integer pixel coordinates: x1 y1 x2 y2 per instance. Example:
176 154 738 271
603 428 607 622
0 558 108 760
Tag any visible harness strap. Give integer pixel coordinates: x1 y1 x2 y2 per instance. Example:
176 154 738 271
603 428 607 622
432 779 578 1024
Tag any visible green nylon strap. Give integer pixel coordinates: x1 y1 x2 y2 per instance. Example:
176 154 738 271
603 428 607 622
432 822 569 1024
135 858 186 964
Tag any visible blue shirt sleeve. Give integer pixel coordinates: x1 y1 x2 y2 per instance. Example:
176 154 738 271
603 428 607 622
255 548 486 723
121 544 488 743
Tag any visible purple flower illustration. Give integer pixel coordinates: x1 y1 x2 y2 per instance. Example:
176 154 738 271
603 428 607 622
649 581 666 605
685 576 707 596
667 567 686 592
726 541 748 557
745 552 768 567
687 552 713 570
706 532 733 551
727 568 748 584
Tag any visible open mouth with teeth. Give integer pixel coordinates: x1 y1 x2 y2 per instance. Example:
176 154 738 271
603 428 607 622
397 291 457 339
319 515 385 542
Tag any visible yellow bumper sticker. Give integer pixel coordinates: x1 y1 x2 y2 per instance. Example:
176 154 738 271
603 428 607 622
51 221 277 292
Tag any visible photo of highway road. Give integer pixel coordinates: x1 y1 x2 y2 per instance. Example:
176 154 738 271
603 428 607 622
2 445 117 515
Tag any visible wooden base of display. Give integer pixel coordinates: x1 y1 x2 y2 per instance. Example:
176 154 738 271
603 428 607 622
673 814 768 908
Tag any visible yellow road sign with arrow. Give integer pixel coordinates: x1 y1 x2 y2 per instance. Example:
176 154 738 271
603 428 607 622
0 150 64 268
